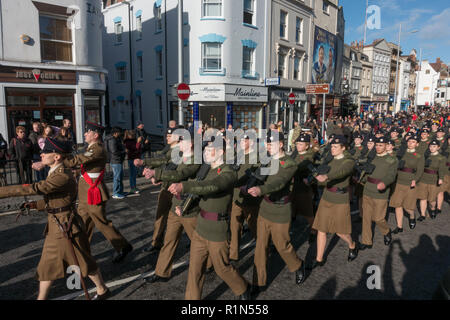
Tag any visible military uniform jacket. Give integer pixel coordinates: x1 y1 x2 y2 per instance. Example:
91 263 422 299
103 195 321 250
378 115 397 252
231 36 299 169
351 145 364 161
259 155 298 224
154 155 201 217
233 152 261 207
144 145 176 169
417 139 430 155
420 153 446 185
0 164 79 239
64 142 110 203
320 156 355 204
293 149 315 192
362 154 398 200
182 164 237 242
396 150 425 186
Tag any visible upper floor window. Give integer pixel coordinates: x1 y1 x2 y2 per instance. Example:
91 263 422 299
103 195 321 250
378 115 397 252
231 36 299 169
114 21 123 43
426 70 430 74
280 11 287 39
202 42 222 71
294 56 302 81
278 52 286 78
156 51 163 77
136 15 143 39
203 0 222 17
295 17 303 44
243 0 255 25
156 6 162 32
39 15 73 62
242 46 255 74
137 55 143 80
323 1 329 14
116 64 127 81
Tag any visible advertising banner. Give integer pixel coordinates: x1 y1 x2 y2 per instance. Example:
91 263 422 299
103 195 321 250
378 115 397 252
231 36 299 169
312 26 337 92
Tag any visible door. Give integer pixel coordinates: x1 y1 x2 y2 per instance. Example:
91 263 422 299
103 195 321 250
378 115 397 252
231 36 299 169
200 105 225 129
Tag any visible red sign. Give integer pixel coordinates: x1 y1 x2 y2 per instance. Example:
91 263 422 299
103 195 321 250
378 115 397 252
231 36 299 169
177 83 191 101
288 92 295 105
306 84 330 94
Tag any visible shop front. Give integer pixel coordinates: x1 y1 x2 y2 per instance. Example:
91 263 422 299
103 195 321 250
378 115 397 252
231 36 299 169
0 65 106 143
171 84 268 132
371 95 389 113
269 89 307 128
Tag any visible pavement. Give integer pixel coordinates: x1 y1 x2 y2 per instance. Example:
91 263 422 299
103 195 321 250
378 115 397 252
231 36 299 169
0 182 449 300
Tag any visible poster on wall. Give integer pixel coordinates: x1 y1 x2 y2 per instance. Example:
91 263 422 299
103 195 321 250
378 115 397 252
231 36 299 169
86 110 100 124
312 26 337 92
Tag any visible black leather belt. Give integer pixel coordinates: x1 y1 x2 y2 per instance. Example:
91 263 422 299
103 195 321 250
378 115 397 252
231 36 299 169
46 204 75 214
327 187 349 194
400 168 416 173
264 195 291 205
367 177 382 185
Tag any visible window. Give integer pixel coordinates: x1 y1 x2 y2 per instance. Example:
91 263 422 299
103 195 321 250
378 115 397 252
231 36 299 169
426 70 430 74
156 6 162 31
280 11 287 39
136 16 142 39
116 65 126 81
157 95 163 124
203 0 222 17
323 1 329 14
39 15 73 62
278 52 286 78
137 55 143 80
242 46 254 74
243 0 255 25
295 17 303 44
156 51 163 77
294 56 302 80
115 21 123 43
202 42 222 71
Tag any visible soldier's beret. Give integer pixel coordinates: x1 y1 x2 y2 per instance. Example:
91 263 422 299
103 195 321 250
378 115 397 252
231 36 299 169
437 128 445 133
266 130 284 143
330 135 347 145
166 128 175 135
387 140 395 146
421 128 430 133
409 135 419 142
41 137 72 154
429 139 440 146
86 121 104 135
295 134 310 143
376 137 388 144
366 135 376 143
353 133 363 139
328 133 336 140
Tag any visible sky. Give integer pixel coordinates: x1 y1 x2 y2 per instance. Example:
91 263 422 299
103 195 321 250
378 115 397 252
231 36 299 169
340 0 450 64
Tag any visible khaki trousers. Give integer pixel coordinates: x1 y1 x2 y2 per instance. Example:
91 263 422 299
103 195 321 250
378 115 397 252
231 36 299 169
229 203 259 261
155 212 197 278
152 189 173 248
78 202 129 252
185 231 248 300
253 215 303 286
361 195 390 246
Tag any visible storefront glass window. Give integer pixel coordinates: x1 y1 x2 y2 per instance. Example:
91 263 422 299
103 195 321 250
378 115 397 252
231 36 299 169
7 95 39 107
233 106 260 130
45 96 73 106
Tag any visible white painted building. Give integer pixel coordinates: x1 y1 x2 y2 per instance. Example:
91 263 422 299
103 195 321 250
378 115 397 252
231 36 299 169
0 0 107 143
102 0 268 135
363 39 391 112
394 58 411 112
416 60 440 107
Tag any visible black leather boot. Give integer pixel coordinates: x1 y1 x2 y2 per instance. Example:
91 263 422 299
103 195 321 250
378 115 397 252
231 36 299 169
392 227 403 234
295 262 306 285
430 209 437 219
348 242 359 262
417 215 426 222
384 230 392 246
408 217 416 229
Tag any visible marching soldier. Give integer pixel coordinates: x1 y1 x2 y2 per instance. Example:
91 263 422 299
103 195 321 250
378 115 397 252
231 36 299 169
168 139 251 300
63 121 132 263
135 127 180 254
387 140 396 156
389 134 424 233
417 128 431 155
310 135 358 269
2 138 110 300
390 128 402 149
291 133 317 243
229 134 261 262
248 131 306 293
437 135 450 215
359 137 397 250
145 136 202 283
417 140 446 220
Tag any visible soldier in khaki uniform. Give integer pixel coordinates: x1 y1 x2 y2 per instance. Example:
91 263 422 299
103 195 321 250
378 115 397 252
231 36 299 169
135 128 179 253
310 135 358 269
64 122 132 263
435 128 447 214
291 134 317 242
145 136 202 283
417 139 447 220
229 134 261 262
389 134 424 233
359 137 397 250
2 138 109 300
417 128 431 155
248 131 306 292
168 140 251 300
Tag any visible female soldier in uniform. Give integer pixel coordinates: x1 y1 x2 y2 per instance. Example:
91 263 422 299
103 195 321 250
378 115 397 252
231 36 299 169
310 135 358 269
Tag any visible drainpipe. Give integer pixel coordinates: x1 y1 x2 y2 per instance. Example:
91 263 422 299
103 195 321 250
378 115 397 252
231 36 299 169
124 1 135 129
